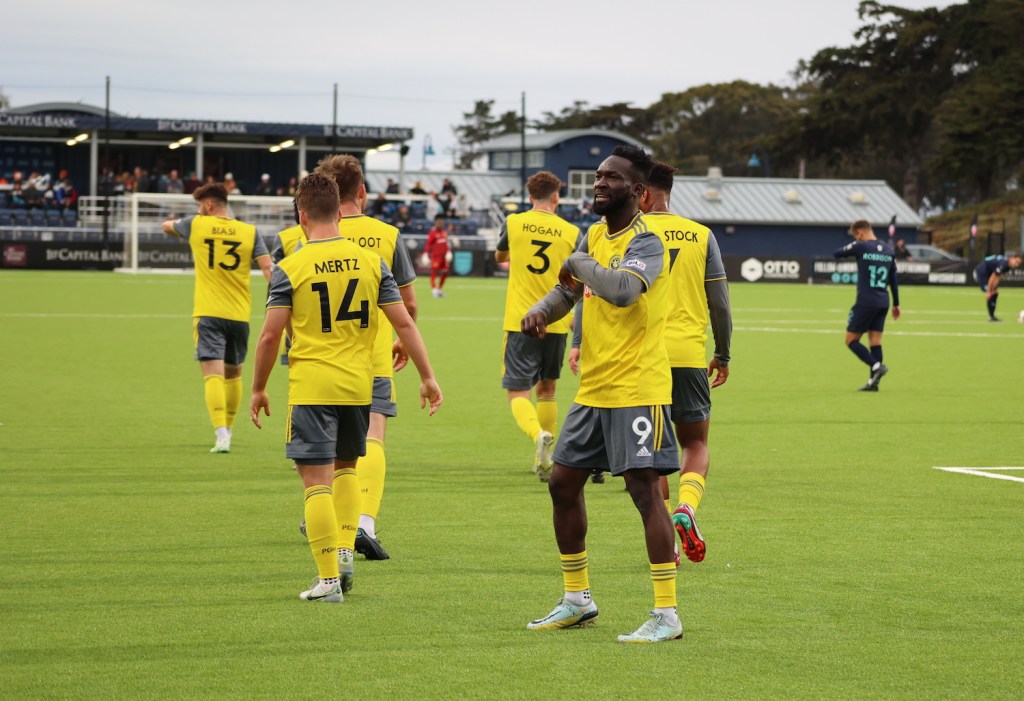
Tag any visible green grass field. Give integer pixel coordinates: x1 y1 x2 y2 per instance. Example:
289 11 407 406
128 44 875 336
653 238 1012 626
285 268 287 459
1 271 1023 700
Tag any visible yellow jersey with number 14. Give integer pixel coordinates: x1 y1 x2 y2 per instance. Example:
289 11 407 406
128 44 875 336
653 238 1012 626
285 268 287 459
267 236 403 406
575 214 671 408
500 209 580 333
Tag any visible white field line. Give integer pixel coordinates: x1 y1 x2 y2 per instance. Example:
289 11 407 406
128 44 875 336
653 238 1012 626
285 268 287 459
933 467 1024 484
734 307 988 317
0 312 187 319
734 325 1024 339
738 318 1004 326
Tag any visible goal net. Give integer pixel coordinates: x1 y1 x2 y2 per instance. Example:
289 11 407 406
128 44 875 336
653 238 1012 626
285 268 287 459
79 193 295 272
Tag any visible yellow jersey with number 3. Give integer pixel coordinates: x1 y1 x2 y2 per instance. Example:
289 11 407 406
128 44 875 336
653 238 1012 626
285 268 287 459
499 210 580 333
575 213 672 408
267 236 403 405
174 214 268 322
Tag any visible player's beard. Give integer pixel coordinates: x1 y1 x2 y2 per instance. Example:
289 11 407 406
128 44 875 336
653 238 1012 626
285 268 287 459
592 190 626 216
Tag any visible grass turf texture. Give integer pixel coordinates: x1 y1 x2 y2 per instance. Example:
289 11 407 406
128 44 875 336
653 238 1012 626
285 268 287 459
1 271 1023 699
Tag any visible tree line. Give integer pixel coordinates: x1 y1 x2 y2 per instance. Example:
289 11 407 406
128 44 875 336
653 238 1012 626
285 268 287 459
453 0 1024 209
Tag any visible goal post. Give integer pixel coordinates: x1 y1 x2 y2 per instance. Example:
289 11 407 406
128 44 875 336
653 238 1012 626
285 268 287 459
79 193 296 273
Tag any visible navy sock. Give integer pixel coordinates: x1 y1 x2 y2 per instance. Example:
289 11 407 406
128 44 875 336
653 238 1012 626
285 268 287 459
847 340 875 367
870 345 883 364
988 294 998 318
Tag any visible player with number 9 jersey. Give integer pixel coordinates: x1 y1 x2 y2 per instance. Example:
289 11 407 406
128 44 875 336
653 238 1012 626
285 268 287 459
268 238 403 406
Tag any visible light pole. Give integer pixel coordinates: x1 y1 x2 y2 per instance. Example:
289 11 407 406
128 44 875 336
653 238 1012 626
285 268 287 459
422 135 435 170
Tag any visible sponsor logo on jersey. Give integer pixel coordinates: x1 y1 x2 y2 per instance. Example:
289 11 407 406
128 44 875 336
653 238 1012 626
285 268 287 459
622 258 646 272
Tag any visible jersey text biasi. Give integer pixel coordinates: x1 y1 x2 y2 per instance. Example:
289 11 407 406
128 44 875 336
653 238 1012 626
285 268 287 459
499 210 580 333
339 215 416 379
644 212 726 368
575 214 672 408
174 214 268 321
267 236 402 406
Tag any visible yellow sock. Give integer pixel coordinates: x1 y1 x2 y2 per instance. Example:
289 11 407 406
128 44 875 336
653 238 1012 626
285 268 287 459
358 438 386 520
332 467 360 552
678 472 706 512
303 485 339 579
650 562 677 608
510 396 541 442
536 397 557 436
203 375 226 429
560 551 589 592
224 377 242 428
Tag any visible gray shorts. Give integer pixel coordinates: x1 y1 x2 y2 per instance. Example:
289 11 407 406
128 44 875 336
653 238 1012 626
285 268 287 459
552 403 679 476
194 316 249 364
371 377 397 417
286 404 370 465
671 367 712 424
501 331 567 391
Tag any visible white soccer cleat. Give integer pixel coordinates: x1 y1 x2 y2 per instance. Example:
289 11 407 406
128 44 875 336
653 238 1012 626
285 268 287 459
209 437 231 453
617 611 683 643
299 578 344 603
533 431 555 482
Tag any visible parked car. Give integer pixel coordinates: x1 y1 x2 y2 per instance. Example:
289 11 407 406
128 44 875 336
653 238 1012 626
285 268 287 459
904 244 967 263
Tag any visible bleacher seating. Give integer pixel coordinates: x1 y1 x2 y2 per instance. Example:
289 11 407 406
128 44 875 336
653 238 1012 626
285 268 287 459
0 209 12 227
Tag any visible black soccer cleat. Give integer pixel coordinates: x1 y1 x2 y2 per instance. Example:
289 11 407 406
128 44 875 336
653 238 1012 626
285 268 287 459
590 470 605 484
857 383 879 392
299 520 307 537
989 316 1002 322
869 363 888 387
355 528 390 560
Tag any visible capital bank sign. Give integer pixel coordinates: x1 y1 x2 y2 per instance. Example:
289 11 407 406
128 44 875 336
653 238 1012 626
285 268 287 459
0 114 79 128
740 257 803 282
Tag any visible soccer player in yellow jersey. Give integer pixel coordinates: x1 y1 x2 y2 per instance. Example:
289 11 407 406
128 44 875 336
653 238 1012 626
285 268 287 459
161 183 272 453
249 173 441 603
314 154 419 561
494 171 580 481
522 146 682 643
639 161 732 564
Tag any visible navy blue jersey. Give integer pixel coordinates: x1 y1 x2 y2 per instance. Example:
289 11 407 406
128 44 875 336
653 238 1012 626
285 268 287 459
834 239 900 308
974 255 1010 282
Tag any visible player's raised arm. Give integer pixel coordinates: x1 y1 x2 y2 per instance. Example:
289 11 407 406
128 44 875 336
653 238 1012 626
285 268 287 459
162 215 194 238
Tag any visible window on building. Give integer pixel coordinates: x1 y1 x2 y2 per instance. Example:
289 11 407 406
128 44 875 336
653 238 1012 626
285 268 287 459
492 152 510 169
527 150 544 168
568 169 596 201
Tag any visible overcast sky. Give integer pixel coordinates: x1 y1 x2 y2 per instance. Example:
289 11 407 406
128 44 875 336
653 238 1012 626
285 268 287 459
3 0 958 170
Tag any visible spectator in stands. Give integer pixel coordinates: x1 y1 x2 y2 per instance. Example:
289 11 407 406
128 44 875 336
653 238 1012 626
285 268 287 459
441 178 457 197
224 173 241 195
371 192 389 217
894 239 911 260
184 172 201 194
10 181 27 208
56 179 79 211
579 198 593 217
22 179 43 208
425 191 441 221
454 193 469 219
411 181 427 195
255 173 275 196
155 169 170 193
133 167 151 193
286 177 298 196
394 204 412 228
167 169 185 195
440 177 458 216
385 178 400 194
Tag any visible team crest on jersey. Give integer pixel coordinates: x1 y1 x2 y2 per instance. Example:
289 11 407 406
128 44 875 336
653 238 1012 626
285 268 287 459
877 244 883 251
608 254 622 270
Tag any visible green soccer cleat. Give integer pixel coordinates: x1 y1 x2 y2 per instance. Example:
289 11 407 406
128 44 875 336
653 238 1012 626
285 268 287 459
299 578 344 603
527 598 599 631
617 611 683 643
338 550 355 594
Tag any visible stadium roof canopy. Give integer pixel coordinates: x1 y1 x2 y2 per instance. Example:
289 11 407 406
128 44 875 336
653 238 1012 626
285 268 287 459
477 129 646 152
669 174 923 227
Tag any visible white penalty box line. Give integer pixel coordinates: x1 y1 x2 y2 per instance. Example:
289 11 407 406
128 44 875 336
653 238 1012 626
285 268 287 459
933 466 1024 484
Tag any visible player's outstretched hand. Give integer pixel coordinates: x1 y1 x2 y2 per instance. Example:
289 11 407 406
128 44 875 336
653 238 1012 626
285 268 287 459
392 340 409 372
521 310 547 339
250 390 271 429
892 306 901 320
419 379 443 416
708 359 729 389
568 347 581 375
